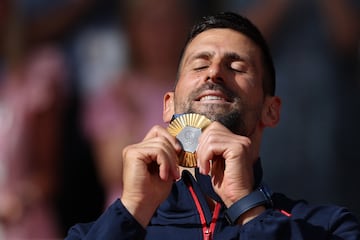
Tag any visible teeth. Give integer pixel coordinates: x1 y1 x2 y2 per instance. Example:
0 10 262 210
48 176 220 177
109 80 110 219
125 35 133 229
200 95 224 101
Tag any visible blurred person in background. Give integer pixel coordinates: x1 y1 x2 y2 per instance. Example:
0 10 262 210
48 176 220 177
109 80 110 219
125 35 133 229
82 0 198 208
0 1 68 239
0 45 67 238
217 0 360 217
0 0 109 238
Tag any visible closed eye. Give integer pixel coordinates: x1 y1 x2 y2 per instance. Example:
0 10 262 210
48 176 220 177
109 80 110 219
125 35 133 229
229 61 247 73
192 59 210 71
194 65 209 71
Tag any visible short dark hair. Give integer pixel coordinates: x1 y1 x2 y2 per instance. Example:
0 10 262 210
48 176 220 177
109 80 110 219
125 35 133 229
177 12 276 96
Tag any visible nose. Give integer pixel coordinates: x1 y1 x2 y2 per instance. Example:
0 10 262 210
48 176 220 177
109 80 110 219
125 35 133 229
207 62 224 84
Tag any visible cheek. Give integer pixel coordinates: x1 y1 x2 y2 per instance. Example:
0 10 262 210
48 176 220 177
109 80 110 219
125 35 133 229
175 76 198 95
234 80 263 103
173 88 192 112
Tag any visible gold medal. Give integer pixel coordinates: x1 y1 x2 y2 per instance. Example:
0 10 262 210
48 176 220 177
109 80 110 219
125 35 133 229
167 113 211 167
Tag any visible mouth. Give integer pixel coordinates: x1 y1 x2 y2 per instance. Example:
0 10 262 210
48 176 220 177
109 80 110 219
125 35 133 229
195 91 232 103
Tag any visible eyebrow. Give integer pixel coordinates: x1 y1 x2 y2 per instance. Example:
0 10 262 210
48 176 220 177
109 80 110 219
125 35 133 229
186 51 247 63
223 52 246 62
187 51 214 63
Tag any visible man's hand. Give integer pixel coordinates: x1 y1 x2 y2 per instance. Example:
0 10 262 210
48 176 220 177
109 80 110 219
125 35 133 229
196 122 256 208
120 125 181 228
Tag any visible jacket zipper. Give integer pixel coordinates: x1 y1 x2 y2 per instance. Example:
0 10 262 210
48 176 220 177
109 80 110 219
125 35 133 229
187 180 221 240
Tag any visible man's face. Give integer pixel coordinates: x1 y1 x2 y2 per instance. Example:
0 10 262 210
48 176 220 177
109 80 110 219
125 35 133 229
170 28 266 136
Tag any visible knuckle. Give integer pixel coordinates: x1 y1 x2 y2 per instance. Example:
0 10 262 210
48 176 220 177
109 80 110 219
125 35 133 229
243 138 251 147
122 145 130 159
152 124 163 132
122 144 135 159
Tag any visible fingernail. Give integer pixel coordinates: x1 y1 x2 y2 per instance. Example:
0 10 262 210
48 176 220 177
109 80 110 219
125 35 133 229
175 141 182 152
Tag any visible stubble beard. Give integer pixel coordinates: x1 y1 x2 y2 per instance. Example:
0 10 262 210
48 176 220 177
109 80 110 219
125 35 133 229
174 82 249 135
183 103 247 136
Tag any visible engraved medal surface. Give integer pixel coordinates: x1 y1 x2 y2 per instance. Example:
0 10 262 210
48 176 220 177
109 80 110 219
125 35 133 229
167 113 211 167
176 126 201 153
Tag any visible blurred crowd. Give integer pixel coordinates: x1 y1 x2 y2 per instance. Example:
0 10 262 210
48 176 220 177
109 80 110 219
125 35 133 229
0 0 359 239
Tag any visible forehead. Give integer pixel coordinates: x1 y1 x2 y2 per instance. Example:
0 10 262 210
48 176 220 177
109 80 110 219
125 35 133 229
182 28 261 63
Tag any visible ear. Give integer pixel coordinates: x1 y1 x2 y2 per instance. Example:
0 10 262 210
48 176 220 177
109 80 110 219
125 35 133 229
163 92 175 123
261 96 281 127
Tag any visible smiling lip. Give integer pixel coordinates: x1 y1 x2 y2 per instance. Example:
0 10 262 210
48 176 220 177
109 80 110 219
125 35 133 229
196 91 231 102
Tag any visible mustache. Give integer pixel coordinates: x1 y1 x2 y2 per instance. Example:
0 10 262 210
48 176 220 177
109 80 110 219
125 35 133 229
189 82 237 101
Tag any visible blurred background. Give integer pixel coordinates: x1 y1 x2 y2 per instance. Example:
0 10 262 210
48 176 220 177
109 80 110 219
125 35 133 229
0 0 359 239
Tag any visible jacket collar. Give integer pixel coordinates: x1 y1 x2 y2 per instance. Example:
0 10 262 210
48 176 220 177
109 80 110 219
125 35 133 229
183 158 264 203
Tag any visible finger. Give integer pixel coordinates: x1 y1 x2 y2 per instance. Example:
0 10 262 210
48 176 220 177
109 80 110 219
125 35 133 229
122 137 180 182
154 136 181 180
197 126 228 174
144 125 182 152
139 137 180 180
210 156 226 187
197 121 250 174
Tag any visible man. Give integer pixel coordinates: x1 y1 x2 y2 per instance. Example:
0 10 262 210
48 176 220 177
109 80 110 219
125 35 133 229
65 12 360 239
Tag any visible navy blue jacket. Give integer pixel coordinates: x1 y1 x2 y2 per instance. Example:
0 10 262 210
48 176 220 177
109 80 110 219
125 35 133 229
66 167 360 239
